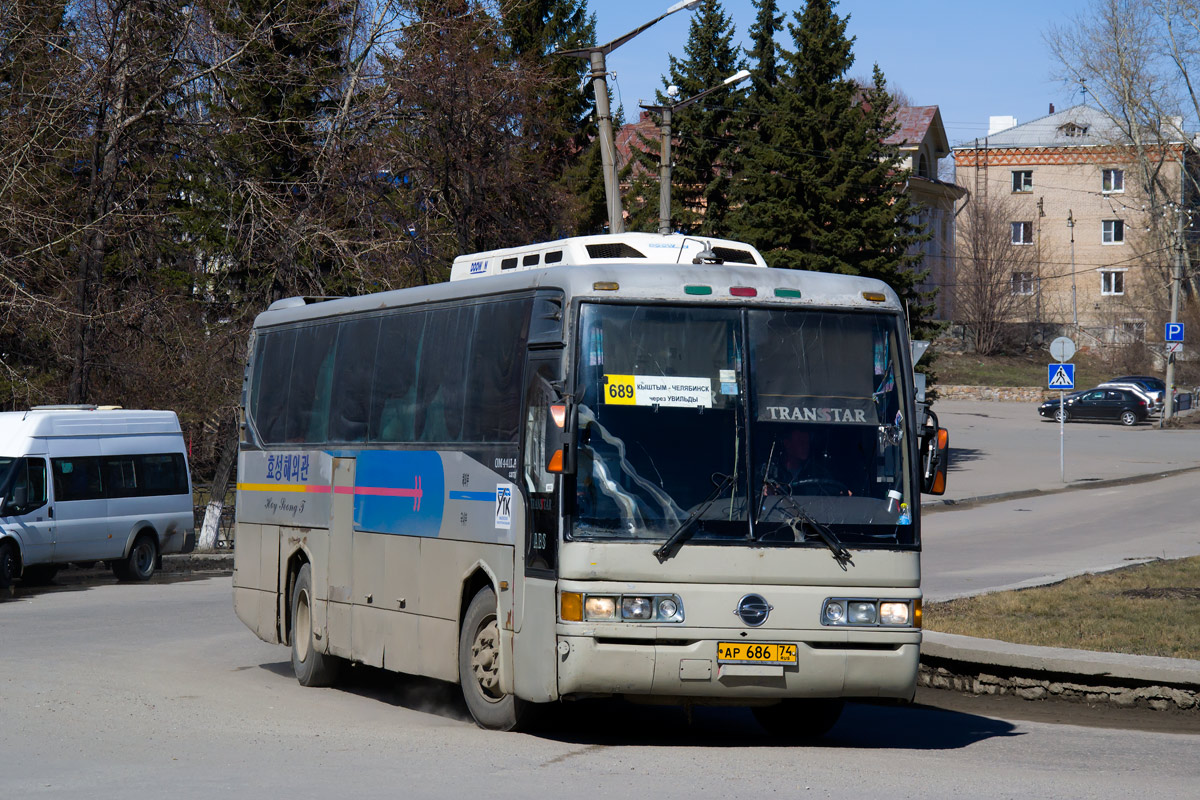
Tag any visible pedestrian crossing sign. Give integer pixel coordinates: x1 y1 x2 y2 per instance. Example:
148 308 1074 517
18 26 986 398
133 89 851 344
1048 363 1075 390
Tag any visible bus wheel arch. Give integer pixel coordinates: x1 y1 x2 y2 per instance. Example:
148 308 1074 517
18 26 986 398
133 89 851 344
458 582 529 731
289 560 340 687
283 548 313 648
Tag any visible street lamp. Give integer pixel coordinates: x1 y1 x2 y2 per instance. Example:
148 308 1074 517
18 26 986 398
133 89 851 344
1067 209 1076 332
557 1 703 234
640 69 751 234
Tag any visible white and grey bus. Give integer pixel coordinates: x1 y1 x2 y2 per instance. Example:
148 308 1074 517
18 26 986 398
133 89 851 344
233 232 949 735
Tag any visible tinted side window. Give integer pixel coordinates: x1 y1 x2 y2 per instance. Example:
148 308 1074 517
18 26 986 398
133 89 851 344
329 316 380 443
464 299 530 443
140 454 189 495
252 329 297 444
102 457 139 497
416 306 470 442
285 324 340 444
371 311 426 443
52 458 104 501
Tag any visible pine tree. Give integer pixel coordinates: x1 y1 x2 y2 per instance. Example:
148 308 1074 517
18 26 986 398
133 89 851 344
729 0 931 332
653 0 745 236
502 0 602 236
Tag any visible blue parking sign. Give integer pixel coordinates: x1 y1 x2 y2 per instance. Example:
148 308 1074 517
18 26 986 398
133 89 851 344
1165 322 1185 342
1048 363 1075 390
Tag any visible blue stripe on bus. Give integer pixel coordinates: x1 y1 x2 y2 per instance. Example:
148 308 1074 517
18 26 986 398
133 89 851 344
448 490 496 502
354 450 445 537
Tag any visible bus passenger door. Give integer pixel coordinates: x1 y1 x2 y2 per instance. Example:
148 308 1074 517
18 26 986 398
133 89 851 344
514 352 563 702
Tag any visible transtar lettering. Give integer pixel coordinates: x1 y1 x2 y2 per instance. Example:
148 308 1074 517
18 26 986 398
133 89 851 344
764 406 868 423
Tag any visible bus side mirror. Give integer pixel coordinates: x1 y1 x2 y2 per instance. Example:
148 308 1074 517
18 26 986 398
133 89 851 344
545 401 577 475
920 425 949 495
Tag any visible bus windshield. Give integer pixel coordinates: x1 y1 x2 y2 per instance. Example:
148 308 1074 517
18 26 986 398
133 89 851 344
572 303 916 548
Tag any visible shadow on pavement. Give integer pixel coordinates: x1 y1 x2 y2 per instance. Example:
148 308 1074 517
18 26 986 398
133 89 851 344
285 662 1020 749
948 446 984 471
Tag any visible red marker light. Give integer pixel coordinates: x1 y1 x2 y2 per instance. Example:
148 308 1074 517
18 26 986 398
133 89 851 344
730 286 757 297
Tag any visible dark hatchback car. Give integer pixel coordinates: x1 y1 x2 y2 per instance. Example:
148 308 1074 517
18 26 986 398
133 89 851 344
1038 387 1150 426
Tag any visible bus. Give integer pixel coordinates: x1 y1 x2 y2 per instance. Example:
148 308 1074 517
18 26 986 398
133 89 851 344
232 232 949 735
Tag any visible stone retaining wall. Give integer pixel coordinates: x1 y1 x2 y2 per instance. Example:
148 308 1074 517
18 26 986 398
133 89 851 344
919 662 1198 712
937 385 1051 402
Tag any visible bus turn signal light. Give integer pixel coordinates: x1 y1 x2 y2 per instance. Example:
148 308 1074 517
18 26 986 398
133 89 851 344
561 592 583 622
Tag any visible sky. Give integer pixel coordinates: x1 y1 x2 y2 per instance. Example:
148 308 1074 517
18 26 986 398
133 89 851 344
591 0 1096 147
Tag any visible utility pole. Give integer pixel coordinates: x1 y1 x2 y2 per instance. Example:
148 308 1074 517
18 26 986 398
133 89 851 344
639 69 750 234
1164 205 1184 422
557 1 702 235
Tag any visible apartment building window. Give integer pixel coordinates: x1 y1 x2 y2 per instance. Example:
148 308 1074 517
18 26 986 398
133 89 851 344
1102 219 1125 244
1101 269 1125 295
1102 168 1124 193
1011 271 1035 295
1011 170 1033 193
1121 319 1145 341
1010 221 1034 245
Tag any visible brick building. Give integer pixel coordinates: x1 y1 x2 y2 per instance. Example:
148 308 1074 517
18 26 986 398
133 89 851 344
953 104 1188 344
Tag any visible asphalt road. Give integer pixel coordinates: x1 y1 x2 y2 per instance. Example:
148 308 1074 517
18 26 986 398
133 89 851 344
2 576 1198 800
922 469 1200 600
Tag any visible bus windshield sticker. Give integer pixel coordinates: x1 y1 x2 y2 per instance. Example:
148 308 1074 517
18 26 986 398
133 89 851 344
604 375 713 409
719 369 738 395
495 484 512 529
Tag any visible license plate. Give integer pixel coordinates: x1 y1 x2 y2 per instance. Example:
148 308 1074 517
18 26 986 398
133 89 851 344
716 642 797 665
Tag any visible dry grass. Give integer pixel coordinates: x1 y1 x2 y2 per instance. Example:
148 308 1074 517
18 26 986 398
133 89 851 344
924 557 1200 660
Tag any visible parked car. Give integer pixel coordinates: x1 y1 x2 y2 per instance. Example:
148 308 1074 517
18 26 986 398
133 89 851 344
1104 376 1161 410
1099 381 1161 410
1038 387 1150 426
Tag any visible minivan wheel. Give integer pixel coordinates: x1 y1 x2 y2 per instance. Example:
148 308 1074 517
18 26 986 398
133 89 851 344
113 534 158 581
0 540 19 591
1121 410 1138 426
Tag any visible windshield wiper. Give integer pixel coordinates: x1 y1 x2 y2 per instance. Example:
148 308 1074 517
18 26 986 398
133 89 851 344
653 472 735 563
760 478 854 570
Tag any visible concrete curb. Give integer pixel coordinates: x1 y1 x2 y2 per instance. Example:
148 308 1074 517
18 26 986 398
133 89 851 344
921 464 1200 513
922 631 1200 687
162 552 233 572
920 632 1200 711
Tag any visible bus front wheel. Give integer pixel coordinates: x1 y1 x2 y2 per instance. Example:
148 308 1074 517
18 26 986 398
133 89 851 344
290 563 340 687
752 698 845 740
459 586 528 730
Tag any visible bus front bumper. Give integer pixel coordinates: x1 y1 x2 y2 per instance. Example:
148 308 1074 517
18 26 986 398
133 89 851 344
554 628 920 701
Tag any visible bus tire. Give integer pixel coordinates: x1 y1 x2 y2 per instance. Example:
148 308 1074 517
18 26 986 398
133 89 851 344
290 563 340 687
752 698 844 739
459 586 528 731
113 533 158 581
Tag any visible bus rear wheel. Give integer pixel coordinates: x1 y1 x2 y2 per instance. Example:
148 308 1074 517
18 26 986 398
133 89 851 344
459 586 528 731
290 563 340 687
752 698 845 740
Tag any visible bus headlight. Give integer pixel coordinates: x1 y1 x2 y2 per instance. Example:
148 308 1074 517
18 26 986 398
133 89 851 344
822 598 915 627
880 602 910 625
849 601 877 624
562 593 685 623
585 596 617 620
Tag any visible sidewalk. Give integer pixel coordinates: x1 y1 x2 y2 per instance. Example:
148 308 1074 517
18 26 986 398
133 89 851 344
918 399 1200 709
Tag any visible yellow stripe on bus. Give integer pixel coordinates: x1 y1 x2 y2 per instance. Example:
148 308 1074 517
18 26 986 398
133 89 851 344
237 482 309 493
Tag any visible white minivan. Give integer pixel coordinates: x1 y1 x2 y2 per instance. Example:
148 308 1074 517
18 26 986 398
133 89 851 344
0 406 195 587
